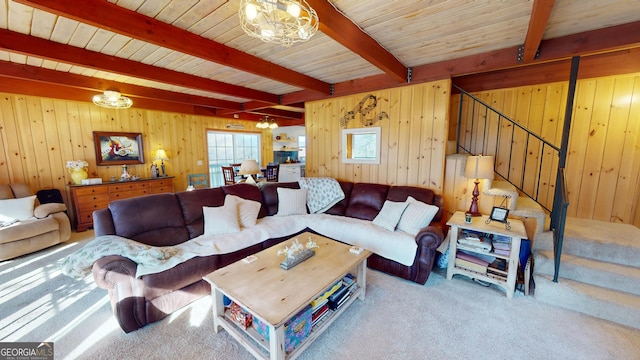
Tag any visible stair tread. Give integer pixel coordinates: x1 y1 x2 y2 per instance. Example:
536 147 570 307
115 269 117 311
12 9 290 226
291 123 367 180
535 249 640 277
534 274 640 329
535 274 640 309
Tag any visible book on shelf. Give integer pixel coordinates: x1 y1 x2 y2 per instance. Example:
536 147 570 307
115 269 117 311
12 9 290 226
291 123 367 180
456 251 490 266
311 281 342 308
328 292 351 311
455 258 487 274
487 259 508 277
312 304 329 321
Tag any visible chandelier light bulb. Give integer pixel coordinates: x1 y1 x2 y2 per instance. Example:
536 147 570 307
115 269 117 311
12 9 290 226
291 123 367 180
245 3 258 20
287 3 301 18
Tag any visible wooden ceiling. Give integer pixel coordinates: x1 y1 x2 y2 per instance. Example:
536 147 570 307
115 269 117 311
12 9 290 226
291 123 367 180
0 0 639 125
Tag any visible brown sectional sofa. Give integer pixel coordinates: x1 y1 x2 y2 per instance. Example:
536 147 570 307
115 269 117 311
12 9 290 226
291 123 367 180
91 181 446 332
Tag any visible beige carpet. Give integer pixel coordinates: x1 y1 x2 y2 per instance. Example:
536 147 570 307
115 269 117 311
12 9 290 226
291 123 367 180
1 231 639 360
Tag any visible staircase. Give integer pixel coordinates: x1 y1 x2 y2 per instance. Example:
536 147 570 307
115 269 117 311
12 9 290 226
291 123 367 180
532 217 640 329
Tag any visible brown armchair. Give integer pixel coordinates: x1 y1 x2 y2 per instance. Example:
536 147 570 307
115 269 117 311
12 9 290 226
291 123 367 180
0 183 71 260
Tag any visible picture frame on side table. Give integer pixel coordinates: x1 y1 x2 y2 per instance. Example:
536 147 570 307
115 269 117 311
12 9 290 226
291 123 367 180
94 131 145 166
487 206 511 230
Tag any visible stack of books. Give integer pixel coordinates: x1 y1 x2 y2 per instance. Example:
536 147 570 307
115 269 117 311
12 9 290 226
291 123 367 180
310 274 357 326
311 298 329 327
455 251 490 274
491 234 511 256
328 274 356 311
487 258 508 277
458 230 492 253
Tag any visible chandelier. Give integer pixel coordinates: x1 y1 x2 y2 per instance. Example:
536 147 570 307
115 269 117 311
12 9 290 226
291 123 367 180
256 115 278 129
238 0 319 47
92 90 133 109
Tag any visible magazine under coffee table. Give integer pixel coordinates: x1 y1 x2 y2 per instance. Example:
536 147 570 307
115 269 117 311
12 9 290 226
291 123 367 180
203 232 371 360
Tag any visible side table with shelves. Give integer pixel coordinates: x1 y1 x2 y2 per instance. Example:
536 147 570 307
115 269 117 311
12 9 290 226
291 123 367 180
446 211 527 298
67 177 174 231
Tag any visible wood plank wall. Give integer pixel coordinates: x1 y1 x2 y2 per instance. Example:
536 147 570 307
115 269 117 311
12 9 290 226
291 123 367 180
305 79 450 192
0 92 274 204
450 73 640 226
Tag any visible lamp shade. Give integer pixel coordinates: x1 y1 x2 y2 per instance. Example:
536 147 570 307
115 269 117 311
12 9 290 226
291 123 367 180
238 159 261 175
155 149 169 161
464 155 494 180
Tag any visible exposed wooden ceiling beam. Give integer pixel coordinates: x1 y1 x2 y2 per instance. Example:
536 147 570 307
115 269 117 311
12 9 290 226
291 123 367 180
520 0 556 63
282 20 640 104
0 29 278 104
0 61 243 110
14 0 331 95
307 0 407 83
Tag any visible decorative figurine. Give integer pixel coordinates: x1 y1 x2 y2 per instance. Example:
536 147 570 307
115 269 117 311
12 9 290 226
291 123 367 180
120 164 131 181
277 237 319 270
150 163 159 178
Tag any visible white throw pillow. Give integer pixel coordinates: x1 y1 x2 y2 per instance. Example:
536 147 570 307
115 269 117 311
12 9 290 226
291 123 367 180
397 196 439 236
203 196 241 236
373 200 409 231
276 188 308 216
0 195 36 221
226 195 261 228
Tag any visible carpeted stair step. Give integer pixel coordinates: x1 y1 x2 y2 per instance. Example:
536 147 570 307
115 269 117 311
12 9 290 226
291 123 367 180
534 249 640 296
534 274 640 330
533 218 640 267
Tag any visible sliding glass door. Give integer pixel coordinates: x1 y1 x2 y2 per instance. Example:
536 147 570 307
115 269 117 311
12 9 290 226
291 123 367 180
207 131 261 187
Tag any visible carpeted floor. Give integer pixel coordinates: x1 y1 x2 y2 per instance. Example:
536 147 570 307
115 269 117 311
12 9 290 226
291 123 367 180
1 231 639 360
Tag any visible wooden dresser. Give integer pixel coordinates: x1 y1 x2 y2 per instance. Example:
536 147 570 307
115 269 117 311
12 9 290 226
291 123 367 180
67 177 174 231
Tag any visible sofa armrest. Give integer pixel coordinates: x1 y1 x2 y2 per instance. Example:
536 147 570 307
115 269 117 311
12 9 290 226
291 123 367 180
34 203 66 218
92 255 146 333
415 223 445 250
410 224 445 284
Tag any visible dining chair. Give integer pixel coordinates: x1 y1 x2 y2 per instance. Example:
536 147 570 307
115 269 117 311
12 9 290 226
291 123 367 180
265 164 279 182
221 166 236 185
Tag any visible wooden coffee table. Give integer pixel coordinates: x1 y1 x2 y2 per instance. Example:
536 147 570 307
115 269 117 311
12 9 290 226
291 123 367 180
203 232 371 360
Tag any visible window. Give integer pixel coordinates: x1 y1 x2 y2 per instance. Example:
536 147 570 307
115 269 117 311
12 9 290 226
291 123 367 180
298 135 306 162
207 131 261 187
342 127 381 164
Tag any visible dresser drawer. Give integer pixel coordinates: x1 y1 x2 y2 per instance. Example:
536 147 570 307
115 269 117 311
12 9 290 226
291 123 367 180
149 185 173 194
109 182 149 193
149 178 173 189
76 194 110 211
110 189 149 201
78 210 97 225
73 186 108 197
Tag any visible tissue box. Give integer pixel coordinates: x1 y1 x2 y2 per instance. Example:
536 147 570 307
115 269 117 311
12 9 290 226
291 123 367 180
81 178 103 185
253 305 312 353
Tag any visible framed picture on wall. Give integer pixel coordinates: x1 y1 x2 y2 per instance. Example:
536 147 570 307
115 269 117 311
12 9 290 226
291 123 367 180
93 131 144 166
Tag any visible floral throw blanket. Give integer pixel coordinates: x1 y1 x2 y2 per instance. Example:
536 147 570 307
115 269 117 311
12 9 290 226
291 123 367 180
298 177 345 213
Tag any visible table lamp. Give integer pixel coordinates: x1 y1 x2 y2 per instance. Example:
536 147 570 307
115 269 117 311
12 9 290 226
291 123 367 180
155 148 169 176
464 154 494 217
238 159 261 184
